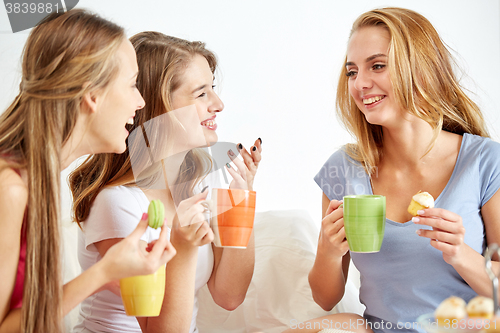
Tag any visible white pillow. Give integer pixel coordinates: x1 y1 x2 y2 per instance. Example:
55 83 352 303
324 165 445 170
197 209 363 332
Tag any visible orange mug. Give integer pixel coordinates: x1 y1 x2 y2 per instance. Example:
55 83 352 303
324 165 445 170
205 188 256 248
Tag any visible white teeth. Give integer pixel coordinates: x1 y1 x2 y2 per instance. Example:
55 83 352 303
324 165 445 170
127 118 134 125
202 119 216 127
363 96 384 105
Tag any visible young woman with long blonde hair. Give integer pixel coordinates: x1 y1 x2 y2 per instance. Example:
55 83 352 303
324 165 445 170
70 31 262 333
0 10 175 333
286 7 499 333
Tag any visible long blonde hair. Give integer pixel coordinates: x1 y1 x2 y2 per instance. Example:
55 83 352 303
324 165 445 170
336 7 489 174
70 32 216 224
0 9 124 332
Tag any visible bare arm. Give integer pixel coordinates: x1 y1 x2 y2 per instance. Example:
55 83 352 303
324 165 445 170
308 193 350 311
207 231 255 311
63 218 175 317
141 236 198 333
0 169 27 333
141 192 213 333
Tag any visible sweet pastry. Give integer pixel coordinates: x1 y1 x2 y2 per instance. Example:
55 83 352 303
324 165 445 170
467 296 494 319
148 199 165 229
435 296 467 326
408 191 435 216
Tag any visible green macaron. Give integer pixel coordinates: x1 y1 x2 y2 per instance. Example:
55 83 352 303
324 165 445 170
148 199 165 229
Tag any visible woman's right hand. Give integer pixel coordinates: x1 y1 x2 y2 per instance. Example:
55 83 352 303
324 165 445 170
171 190 214 249
99 214 176 282
318 200 349 259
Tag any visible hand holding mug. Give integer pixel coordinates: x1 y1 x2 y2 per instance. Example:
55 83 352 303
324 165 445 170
318 199 349 259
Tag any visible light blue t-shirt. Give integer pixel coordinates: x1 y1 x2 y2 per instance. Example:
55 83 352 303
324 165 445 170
314 133 500 333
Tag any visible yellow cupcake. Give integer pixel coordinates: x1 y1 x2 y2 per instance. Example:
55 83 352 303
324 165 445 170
467 296 494 319
408 191 435 216
435 296 467 326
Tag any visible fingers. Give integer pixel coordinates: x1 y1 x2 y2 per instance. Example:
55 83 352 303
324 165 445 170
148 223 176 261
413 214 464 234
227 153 247 180
322 204 344 227
176 189 210 227
325 199 343 216
415 208 460 222
127 213 149 240
237 142 260 171
250 137 262 163
225 163 246 188
414 208 466 262
195 222 214 245
416 228 463 245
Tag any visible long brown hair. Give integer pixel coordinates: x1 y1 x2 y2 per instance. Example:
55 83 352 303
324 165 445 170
336 7 489 174
70 32 216 225
0 9 124 332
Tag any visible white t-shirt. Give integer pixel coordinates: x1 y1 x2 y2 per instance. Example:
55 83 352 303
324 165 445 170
73 185 214 333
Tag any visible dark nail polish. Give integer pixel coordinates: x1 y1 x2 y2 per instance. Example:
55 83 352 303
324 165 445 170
238 143 243 150
258 137 262 144
226 163 231 168
201 185 209 193
252 146 257 152
228 149 235 157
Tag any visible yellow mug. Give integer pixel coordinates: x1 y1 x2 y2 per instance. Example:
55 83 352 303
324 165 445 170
119 266 165 317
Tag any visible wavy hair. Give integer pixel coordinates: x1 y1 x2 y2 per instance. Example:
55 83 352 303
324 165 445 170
0 9 124 332
70 32 216 225
336 7 488 174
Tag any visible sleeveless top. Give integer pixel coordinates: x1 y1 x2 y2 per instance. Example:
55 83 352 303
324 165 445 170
10 167 27 309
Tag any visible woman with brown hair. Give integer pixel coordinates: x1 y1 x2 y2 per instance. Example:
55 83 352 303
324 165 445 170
70 31 262 332
0 10 176 333
285 7 500 333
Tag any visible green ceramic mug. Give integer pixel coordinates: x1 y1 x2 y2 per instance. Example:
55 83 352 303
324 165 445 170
343 195 386 253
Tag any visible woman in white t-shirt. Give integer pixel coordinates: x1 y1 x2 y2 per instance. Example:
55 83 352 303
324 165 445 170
70 31 262 333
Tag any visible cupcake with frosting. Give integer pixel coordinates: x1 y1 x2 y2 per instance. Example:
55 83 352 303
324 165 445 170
435 296 467 326
408 191 435 216
467 296 494 319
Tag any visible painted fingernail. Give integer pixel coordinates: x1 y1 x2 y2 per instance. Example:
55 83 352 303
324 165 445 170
226 163 231 168
416 229 421 235
228 149 235 157
201 185 209 193
412 217 420 223
417 210 425 215
258 137 262 144
238 143 243 150
252 146 257 152
142 213 148 220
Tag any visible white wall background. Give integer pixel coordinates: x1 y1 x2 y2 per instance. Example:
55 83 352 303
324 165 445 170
1 0 499 223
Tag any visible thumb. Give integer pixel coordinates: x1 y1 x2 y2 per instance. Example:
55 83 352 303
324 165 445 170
193 187 210 204
128 213 149 240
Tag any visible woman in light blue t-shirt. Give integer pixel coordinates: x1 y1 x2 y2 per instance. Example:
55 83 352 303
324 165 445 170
285 7 500 333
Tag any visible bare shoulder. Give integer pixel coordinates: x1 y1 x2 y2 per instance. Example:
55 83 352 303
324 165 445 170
0 159 28 215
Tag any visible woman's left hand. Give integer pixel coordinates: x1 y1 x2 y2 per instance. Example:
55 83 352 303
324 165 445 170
414 208 466 266
226 138 262 191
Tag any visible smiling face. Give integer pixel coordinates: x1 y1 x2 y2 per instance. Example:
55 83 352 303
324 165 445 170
171 54 224 146
346 26 401 127
90 38 145 154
